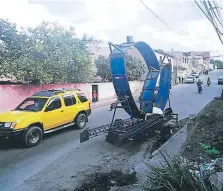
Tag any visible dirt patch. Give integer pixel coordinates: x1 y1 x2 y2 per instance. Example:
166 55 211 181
181 99 223 163
68 116 191 191
74 170 137 191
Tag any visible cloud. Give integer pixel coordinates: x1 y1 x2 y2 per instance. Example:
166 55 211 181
0 0 54 27
0 0 223 52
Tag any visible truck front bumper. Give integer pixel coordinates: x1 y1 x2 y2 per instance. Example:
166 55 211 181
0 129 25 138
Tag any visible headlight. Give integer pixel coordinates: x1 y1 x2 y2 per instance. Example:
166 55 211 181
4 122 17 129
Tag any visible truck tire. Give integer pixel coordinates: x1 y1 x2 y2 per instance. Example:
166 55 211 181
23 126 42 147
75 113 87 129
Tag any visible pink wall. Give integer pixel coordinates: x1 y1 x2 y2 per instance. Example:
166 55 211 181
0 83 91 113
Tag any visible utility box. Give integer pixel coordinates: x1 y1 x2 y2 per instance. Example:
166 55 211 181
126 36 133 44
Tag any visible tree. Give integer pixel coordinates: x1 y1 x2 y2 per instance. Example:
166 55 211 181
95 54 146 81
95 55 111 81
0 19 24 76
125 55 147 81
210 59 223 69
0 20 100 84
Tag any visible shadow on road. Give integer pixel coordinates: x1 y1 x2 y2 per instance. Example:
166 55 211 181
0 138 24 149
0 127 82 149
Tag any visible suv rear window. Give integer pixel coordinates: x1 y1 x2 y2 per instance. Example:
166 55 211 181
63 94 76 106
77 92 88 103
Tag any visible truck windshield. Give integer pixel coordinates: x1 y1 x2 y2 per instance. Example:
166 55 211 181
15 97 48 112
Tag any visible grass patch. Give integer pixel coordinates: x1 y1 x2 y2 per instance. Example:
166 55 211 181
181 99 223 163
143 153 214 191
143 99 223 191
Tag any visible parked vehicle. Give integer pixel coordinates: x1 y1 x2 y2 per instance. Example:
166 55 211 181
218 76 223 85
191 72 199 78
0 89 91 147
185 76 195 83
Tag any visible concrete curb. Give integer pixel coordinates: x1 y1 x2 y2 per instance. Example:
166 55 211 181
151 123 188 157
91 96 139 109
134 123 188 185
91 99 116 109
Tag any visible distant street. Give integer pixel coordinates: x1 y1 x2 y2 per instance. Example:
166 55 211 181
0 69 222 191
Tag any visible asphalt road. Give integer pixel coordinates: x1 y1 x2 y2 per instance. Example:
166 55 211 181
0 69 222 191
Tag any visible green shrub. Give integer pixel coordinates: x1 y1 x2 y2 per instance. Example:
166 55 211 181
143 152 213 191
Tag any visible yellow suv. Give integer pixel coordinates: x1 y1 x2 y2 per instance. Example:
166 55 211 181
0 89 91 147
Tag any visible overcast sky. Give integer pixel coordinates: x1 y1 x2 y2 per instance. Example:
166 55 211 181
0 0 223 56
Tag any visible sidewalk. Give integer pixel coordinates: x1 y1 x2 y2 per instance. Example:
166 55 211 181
91 79 199 109
91 95 140 109
91 97 117 109
90 82 186 109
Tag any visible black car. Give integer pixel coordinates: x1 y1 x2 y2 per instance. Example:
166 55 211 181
218 76 223 85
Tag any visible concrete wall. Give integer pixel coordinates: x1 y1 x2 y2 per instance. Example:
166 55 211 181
0 81 143 112
96 81 143 99
0 84 91 113
97 83 115 100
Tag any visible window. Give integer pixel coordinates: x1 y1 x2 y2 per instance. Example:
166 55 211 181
63 94 76 106
46 97 62 111
15 97 48 112
185 58 187 63
77 93 88 103
183 57 184 63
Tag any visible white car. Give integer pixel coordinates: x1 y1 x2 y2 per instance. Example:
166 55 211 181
185 76 195 83
191 73 199 78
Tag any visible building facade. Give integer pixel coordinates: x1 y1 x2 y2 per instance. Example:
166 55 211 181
188 51 210 72
171 51 191 83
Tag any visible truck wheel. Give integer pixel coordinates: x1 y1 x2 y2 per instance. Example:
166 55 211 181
24 126 42 147
75 113 87 129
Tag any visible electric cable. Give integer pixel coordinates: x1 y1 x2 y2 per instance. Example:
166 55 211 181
194 0 223 43
209 1 222 27
140 0 198 41
139 0 173 31
174 0 200 38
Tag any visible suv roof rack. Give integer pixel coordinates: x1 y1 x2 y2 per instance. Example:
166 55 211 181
32 88 81 97
61 88 81 92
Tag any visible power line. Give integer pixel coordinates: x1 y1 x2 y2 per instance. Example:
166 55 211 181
189 55 223 59
189 0 210 25
139 0 174 31
213 0 223 22
139 0 196 41
206 1 222 31
174 0 200 38
212 1 223 23
194 0 223 44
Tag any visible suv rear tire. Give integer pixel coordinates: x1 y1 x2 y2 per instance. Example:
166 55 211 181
23 126 42 147
75 113 87 129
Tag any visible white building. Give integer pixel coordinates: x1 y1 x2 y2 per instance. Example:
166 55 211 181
188 51 210 72
139 49 175 84
170 51 192 83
